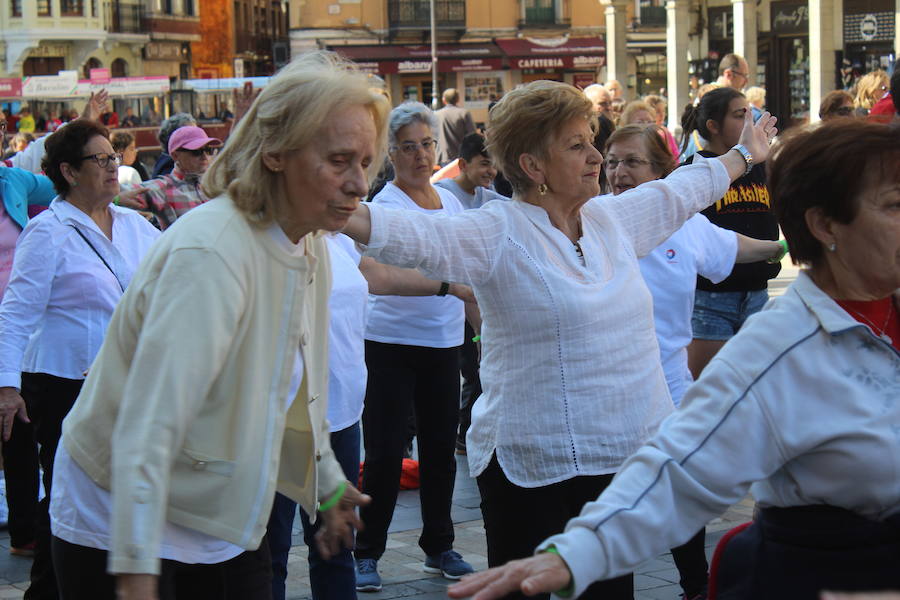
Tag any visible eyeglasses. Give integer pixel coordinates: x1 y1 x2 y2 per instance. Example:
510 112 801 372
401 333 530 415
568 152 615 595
731 70 749 80
597 101 611 108
834 106 854 116
81 153 122 168
606 157 652 170
182 147 219 157
392 139 438 156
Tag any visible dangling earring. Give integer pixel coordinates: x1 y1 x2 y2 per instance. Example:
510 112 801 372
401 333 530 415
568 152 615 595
538 183 548 196
828 243 836 252
70 180 78 187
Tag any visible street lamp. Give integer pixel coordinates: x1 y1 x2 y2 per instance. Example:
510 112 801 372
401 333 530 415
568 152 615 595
430 0 439 110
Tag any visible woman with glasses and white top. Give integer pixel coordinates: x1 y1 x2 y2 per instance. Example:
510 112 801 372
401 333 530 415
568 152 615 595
127 125 222 230
0 119 160 599
354 102 475 592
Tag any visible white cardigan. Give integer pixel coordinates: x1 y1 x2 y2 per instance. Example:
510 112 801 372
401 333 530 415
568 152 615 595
539 271 900 597
363 156 731 487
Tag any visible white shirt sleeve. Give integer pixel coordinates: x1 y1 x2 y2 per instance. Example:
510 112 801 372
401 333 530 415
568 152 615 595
0 219 59 388
590 156 731 259
691 214 738 284
9 128 57 174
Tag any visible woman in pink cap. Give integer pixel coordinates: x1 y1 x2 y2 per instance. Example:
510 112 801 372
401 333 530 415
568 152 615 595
130 125 222 230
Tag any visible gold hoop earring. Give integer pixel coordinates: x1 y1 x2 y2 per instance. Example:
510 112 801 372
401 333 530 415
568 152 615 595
538 183 548 196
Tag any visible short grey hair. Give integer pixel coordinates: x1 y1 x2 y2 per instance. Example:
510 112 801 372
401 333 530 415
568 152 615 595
158 112 197 149
388 102 438 147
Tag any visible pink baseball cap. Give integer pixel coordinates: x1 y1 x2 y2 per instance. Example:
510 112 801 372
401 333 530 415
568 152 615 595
167 125 223 154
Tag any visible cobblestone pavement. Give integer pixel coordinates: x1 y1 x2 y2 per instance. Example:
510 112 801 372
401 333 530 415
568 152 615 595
0 258 796 598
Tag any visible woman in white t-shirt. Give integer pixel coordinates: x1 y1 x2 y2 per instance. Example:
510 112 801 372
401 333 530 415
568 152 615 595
604 124 784 600
354 102 475 590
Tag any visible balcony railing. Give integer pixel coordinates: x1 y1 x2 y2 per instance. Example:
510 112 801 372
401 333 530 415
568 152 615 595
107 1 144 33
518 1 570 28
388 0 465 31
639 5 666 26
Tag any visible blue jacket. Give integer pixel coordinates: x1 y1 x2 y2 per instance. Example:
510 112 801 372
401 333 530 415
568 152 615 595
0 166 56 230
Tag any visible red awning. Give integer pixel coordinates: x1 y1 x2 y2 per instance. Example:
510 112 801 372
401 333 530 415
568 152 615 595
329 43 504 75
495 36 605 70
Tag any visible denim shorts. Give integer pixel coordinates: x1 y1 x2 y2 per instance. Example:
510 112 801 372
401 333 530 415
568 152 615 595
691 288 769 341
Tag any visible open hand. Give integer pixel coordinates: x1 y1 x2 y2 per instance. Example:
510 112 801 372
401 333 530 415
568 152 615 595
315 482 370 560
448 553 572 600
82 89 110 121
117 187 150 210
736 109 777 164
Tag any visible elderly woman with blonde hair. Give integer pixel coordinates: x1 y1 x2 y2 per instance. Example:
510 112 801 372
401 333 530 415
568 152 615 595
46 51 389 600
344 80 777 600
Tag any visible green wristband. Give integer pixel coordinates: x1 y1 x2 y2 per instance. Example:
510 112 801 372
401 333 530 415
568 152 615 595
318 480 347 512
542 546 574 598
767 239 789 264
113 195 120 206
471 335 481 343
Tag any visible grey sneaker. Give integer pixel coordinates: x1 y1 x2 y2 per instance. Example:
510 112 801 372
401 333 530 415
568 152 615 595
423 550 474 580
355 558 383 592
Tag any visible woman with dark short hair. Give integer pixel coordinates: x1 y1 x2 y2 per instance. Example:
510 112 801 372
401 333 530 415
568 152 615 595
448 119 900 600
819 90 855 121
0 119 160 599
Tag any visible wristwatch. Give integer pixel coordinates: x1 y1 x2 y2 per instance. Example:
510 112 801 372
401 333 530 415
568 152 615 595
731 144 753 176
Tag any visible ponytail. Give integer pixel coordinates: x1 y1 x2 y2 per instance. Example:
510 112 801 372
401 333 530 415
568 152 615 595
679 104 699 155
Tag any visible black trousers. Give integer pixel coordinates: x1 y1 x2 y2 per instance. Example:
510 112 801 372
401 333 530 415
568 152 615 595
356 341 461 560
22 373 82 600
671 529 708 598
476 455 633 600
1 416 39 548
52 535 273 599
457 321 482 451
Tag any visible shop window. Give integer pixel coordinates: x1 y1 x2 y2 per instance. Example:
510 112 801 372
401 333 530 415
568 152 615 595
61 0 84 15
111 58 128 77
10 0 21 16
23 57 65 76
37 0 51 15
638 0 666 26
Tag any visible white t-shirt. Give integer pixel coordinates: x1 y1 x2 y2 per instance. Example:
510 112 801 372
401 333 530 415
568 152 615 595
49 224 307 565
365 182 465 348
117 165 142 186
638 213 736 406
433 178 509 210
325 233 368 432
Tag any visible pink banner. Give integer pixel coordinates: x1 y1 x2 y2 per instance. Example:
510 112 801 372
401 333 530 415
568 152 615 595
0 78 23 98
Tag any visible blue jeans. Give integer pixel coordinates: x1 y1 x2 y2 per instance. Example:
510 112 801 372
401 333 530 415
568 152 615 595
267 422 361 600
691 288 769 341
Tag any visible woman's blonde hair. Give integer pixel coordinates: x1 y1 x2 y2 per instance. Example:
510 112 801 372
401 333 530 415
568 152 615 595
621 100 655 126
203 50 390 224
486 80 596 194
853 70 889 110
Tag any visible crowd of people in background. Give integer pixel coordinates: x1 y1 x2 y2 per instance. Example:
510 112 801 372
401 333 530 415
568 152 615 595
0 49 895 600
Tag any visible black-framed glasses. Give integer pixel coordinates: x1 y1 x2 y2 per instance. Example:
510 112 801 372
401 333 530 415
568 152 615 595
81 153 122 168
392 139 438 156
183 147 219 157
606 157 652 170
835 106 854 116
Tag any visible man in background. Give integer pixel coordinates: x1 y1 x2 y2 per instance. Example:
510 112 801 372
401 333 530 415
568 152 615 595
435 88 475 166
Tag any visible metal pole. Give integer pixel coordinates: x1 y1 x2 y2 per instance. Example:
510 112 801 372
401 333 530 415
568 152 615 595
430 0 439 110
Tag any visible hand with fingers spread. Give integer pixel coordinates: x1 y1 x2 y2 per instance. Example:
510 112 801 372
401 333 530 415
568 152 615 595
448 552 572 600
116 187 150 210
0 386 29 442
315 482 370 560
82 89 110 122
737 109 778 164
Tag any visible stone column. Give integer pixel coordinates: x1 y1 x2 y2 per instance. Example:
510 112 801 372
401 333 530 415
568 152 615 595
666 0 690 132
732 0 758 86
602 0 630 98
809 0 836 123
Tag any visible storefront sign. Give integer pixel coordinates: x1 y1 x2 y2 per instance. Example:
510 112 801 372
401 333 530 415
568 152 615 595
145 41 183 61
443 59 504 72
573 73 596 89
89 68 110 84
844 11 895 43
0 78 23 98
708 7 733 40
22 73 79 98
771 2 809 33
93 76 171 96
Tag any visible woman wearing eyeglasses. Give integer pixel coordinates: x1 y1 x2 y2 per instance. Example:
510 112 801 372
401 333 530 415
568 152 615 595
819 90 856 122
0 119 160 598
132 125 222 230
354 102 475 592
